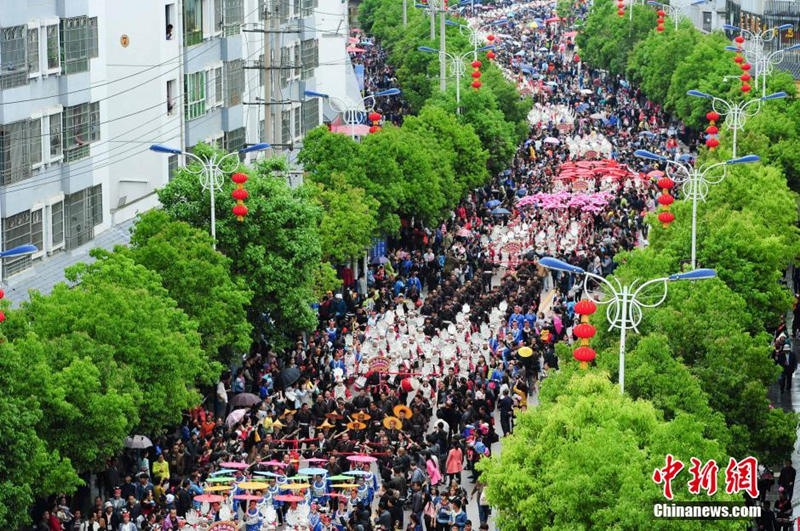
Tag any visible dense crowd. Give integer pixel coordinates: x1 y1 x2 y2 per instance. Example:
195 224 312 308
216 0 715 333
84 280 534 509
36 1 706 531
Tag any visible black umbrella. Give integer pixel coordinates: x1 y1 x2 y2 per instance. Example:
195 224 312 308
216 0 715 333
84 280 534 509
280 367 301 388
230 392 261 408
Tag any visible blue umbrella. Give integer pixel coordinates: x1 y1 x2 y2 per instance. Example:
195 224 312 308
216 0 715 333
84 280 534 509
253 471 284 478
343 470 372 476
211 469 236 476
298 467 328 476
516 189 528 197
491 207 511 215
486 199 501 208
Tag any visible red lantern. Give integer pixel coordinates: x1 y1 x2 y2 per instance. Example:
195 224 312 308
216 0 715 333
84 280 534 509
573 323 596 339
401 378 413 392
369 125 381 133
573 346 596 367
471 60 482 68
706 137 720 148
471 71 481 79
618 9 625 15
0 311 6 323
657 211 675 227
734 55 744 64
573 54 580 62
368 112 382 123
657 177 674 190
471 80 482 88
705 125 719 135
657 17 665 23
231 172 248 184
574 299 597 316
232 188 248 201
657 9 666 15
657 24 665 32
486 50 496 60
657 194 675 206
740 73 751 82
741 84 751 93
706 111 719 121
232 204 248 220
0 289 5 299
486 34 495 41
741 63 751 71
734 35 744 43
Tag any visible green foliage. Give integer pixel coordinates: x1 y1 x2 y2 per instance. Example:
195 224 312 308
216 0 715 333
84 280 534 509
127 210 253 362
158 146 323 343
479 372 736 530
309 175 379 263
21 250 217 434
627 21 699 103
576 2 656 76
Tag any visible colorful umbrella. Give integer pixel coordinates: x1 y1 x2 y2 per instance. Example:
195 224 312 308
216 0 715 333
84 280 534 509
343 470 372 476
205 477 235 483
347 455 378 463
225 409 248 427
237 481 269 490
210 469 236 476
194 494 224 503
219 462 250 470
303 457 328 463
330 483 360 488
518 346 534 358
253 471 284 478
232 494 262 501
298 467 328 476
274 494 305 502
259 461 287 467
326 475 352 481
283 483 310 490
203 485 233 492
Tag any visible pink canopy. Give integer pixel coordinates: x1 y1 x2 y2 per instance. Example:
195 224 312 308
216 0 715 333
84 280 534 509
219 461 250 470
332 124 372 136
516 192 613 213
194 494 224 503
346 46 367 53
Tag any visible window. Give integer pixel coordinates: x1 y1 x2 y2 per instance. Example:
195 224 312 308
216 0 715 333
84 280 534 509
293 44 300 78
63 102 99 162
0 120 32 185
61 17 90 74
302 97 319 133
88 17 98 58
224 59 244 107
702 11 712 32
259 119 265 142
281 110 291 144
280 47 290 86
223 127 245 153
3 211 33 276
165 3 176 40
66 189 90 249
258 54 264 86
31 209 43 253
51 200 64 248
46 25 59 70
184 0 203 46
224 0 243 36
206 67 221 108
167 79 177 115
49 113 62 159
214 0 224 32
1 26 28 89
27 28 39 75
280 0 290 23
30 118 42 167
302 0 315 16
294 0 301 20
184 71 206 120
89 184 102 226
300 39 318 80
168 154 178 181
294 108 301 140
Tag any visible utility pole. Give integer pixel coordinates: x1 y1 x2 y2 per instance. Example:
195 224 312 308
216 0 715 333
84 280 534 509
403 0 407 26
263 0 280 156
439 5 446 91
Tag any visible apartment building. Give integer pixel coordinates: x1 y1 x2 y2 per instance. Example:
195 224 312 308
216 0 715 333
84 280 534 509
0 0 322 292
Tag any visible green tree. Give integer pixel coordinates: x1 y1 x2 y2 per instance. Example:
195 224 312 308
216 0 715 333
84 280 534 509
21 250 217 433
577 2 656 76
126 210 253 362
158 146 323 343
310 175 379 263
297 127 365 188
627 21 700 103
480 372 736 530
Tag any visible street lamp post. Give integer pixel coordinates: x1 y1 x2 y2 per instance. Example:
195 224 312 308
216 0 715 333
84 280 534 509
418 46 494 106
687 89 787 158
634 150 760 269
149 143 270 249
446 19 507 60
539 257 716 394
646 0 708 30
723 24 800 98
304 88 401 139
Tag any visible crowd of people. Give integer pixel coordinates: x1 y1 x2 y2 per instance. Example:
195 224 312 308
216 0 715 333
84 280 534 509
36 1 710 530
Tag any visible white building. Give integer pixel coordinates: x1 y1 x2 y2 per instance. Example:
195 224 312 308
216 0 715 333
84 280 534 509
0 0 323 298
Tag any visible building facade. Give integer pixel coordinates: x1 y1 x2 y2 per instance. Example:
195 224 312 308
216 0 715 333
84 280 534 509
0 0 321 286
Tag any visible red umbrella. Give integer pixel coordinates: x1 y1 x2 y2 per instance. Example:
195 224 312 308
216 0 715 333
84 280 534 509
233 494 262 501
274 494 305 502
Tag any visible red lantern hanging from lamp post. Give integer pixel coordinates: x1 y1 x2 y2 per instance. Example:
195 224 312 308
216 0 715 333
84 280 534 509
573 299 597 369
231 172 248 222
656 176 675 228
705 111 720 151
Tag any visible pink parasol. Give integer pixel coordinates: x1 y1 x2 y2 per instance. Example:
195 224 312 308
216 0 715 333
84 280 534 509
219 462 250 470
303 457 328 463
274 494 305 502
233 494 262 501
347 455 378 463
194 494 224 503
259 461 287 467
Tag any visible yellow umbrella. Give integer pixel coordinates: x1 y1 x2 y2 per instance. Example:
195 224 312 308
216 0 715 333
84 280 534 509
203 485 233 492
237 481 269 490
330 483 359 488
518 346 533 358
283 483 310 490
